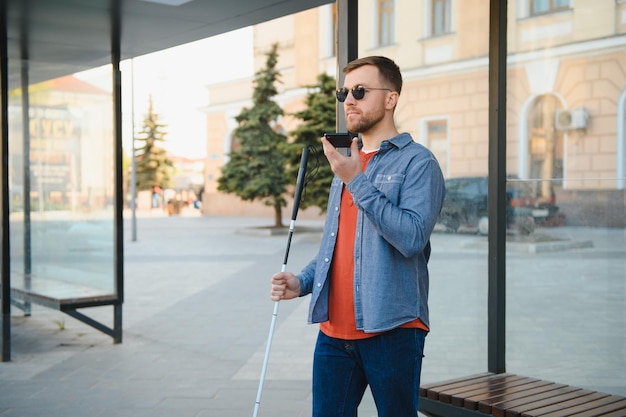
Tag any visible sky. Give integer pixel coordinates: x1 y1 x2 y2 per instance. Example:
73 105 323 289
77 27 254 159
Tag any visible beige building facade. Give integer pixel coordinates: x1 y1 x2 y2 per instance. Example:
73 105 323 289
202 0 626 226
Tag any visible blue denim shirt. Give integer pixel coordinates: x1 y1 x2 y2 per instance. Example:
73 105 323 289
297 132 446 333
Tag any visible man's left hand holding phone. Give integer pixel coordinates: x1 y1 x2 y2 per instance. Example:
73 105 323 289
321 132 362 184
323 132 355 157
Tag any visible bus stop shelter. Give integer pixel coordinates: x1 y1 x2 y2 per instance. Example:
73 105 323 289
0 0 332 362
2 2 625 416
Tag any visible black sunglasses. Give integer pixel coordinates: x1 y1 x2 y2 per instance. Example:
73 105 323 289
336 86 393 102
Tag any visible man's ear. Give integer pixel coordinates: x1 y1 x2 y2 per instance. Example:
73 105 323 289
386 92 399 110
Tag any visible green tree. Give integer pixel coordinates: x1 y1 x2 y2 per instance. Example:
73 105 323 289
218 43 288 227
285 73 337 214
134 96 173 192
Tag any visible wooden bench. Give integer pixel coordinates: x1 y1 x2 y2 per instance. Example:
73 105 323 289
10 274 121 342
419 373 626 417
11 276 117 309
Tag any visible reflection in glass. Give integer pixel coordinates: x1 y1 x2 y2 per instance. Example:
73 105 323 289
9 67 115 300
507 1 625 396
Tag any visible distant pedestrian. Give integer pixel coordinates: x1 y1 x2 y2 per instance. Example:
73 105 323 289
152 185 162 208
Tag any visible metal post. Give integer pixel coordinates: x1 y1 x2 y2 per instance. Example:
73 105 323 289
111 0 124 343
487 0 507 374
130 58 137 242
0 0 11 362
20 54 31 317
335 0 358 132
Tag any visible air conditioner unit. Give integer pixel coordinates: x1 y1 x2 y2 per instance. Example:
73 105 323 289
555 107 589 131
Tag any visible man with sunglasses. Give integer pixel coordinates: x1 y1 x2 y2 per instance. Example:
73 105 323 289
270 56 446 417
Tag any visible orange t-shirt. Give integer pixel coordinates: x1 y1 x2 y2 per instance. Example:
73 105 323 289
320 150 428 340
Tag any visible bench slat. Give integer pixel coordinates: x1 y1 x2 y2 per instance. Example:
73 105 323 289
521 392 611 417
539 395 626 417
430 374 517 402
594 405 626 417
472 381 565 413
439 375 528 404
457 378 544 408
420 373 494 397
426 373 501 400
499 387 590 417
564 398 626 417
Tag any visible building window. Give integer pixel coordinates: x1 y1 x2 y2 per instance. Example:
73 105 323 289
431 0 452 36
528 95 563 197
426 119 449 177
530 0 569 16
377 0 395 46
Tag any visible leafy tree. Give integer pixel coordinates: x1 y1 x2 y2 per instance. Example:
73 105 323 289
218 43 288 227
134 96 173 192
285 73 337 214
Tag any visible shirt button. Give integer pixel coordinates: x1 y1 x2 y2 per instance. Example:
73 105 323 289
317 283 322 288
331 232 335 237
334 206 339 211
387 175 392 180
324 257 330 263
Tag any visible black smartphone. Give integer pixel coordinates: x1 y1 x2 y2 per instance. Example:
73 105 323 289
324 133 354 148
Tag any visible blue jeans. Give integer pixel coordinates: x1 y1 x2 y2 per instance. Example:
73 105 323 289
312 328 426 417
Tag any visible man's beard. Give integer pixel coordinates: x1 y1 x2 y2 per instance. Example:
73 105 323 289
346 107 385 134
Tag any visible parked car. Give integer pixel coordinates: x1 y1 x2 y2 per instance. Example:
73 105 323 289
437 176 559 235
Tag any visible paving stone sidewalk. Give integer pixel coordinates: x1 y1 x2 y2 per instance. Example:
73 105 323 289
1 214 624 416
1 215 371 417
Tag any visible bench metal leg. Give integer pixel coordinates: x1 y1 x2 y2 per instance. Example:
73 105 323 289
113 302 122 343
1 313 10 362
62 302 123 343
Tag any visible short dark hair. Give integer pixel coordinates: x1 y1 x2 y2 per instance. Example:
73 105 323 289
343 56 403 95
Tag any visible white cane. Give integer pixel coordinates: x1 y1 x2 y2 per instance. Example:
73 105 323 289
253 147 310 417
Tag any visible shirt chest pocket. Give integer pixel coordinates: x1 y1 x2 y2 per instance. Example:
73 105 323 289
373 173 405 204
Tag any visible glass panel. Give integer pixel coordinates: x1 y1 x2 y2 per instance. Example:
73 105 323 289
392 0 489 383
9 64 116 302
508 2 626 396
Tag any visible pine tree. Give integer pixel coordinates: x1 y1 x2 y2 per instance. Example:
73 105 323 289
217 43 288 227
285 73 337 214
134 96 174 192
